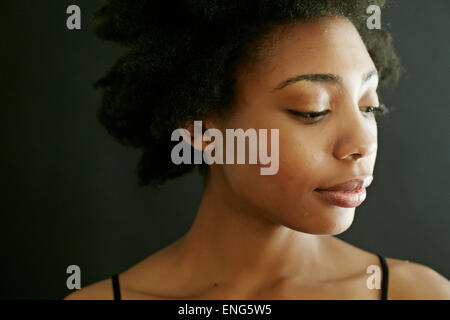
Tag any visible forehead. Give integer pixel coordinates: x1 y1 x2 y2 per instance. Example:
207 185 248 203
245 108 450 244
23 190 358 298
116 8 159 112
236 16 376 91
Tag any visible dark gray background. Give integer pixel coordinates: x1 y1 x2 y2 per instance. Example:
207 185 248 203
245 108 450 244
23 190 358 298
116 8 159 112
0 1 448 299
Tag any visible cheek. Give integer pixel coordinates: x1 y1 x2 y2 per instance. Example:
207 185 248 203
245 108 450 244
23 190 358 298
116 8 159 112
275 129 327 191
221 130 327 214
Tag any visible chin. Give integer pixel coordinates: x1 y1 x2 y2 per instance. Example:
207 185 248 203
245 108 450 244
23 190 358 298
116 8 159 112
285 208 356 235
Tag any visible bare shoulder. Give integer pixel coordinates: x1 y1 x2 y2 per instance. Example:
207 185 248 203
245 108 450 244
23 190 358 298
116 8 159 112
63 278 114 300
329 238 450 300
386 257 450 300
63 239 188 300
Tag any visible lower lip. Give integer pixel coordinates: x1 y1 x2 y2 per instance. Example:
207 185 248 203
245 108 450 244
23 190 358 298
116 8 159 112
315 188 367 208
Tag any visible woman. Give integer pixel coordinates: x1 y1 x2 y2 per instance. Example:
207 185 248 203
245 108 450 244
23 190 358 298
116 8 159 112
65 0 449 299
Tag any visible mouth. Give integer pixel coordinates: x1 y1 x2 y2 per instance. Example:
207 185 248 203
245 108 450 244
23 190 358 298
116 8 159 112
314 177 373 208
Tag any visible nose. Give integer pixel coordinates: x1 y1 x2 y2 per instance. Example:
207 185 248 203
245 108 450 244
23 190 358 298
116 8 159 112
332 107 378 162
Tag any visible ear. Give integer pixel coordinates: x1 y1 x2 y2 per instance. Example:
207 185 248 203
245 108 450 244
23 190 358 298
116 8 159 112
180 119 216 152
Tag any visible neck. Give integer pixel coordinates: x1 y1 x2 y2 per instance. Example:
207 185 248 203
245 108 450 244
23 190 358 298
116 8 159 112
176 169 336 291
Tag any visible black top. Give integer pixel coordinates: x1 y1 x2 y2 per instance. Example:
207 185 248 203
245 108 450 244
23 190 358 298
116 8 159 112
111 272 121 300
111 253 389 300
377 253 390 300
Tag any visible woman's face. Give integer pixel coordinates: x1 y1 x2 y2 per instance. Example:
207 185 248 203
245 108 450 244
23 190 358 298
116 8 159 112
210 16 380 235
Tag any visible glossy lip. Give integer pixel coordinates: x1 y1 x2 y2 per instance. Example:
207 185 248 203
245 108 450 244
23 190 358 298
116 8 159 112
316 176 373 192
314 176 373 208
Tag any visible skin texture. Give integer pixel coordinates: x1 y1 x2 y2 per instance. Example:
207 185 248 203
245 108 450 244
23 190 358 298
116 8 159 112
64 16 450 300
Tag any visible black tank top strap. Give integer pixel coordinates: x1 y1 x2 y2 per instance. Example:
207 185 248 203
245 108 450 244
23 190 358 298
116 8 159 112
111 273 121 300
376 254 389 300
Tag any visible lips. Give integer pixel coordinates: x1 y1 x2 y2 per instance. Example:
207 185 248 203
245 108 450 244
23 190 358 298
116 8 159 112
317 177 373 192
315 176 373 208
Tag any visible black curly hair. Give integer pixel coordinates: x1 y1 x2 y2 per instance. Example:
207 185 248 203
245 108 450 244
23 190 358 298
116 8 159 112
92 0 401 188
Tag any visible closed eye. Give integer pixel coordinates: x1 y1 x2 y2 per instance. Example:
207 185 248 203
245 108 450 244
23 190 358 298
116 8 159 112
287 103 389 124
287 109 330 119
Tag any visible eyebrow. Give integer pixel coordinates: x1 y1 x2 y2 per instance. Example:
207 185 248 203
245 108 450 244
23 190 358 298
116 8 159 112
273 68 378 91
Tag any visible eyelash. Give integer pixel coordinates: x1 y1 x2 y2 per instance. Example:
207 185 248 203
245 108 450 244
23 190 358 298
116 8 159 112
288 104 390 123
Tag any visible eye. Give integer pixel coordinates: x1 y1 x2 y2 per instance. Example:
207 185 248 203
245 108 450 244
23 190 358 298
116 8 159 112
287 109 330 123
